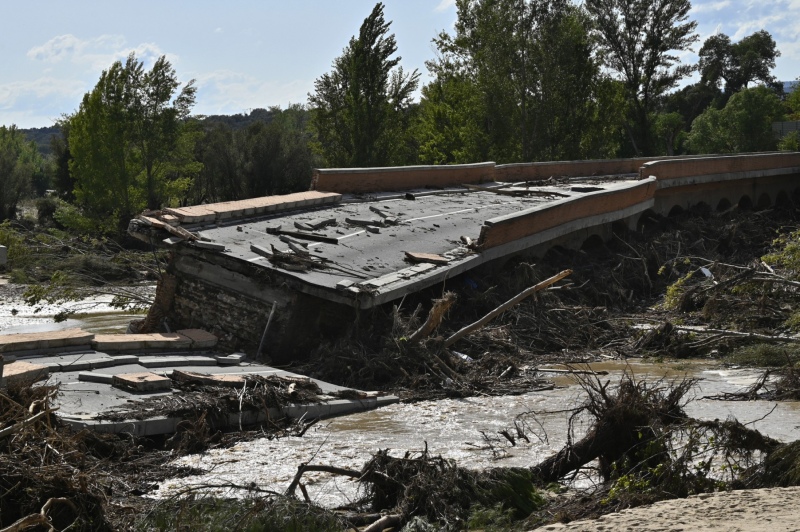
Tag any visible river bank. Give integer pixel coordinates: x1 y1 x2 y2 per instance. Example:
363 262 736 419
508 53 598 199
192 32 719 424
2 202 800 530
543 486 800 531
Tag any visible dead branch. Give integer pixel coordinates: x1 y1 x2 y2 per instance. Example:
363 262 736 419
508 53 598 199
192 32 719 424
445 270 572 347
0 409 57 441
0 497 78 532
674 326 800 343
285 464 361 498
407 292 457 344
363 514 403 532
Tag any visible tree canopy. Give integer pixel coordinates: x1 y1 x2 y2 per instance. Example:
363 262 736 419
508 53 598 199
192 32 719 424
418 0 620 164
0 126 43 221
68 53 199 232
585 0 698 156
309 3 420 168
699 30 780 97
686 86 784 154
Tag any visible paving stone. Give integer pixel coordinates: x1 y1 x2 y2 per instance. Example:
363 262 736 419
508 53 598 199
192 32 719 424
112 372 172 392
3 361 49 386
92 333 192 351
177 329 218 349
139 356 217 368
78 372 114 384
0 328 94 353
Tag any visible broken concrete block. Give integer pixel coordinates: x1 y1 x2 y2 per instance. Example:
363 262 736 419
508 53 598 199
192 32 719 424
78 372 114 384
3 361 49 386
307 217 336 230
112 372 172 392
250 244 272 259
194 240 226 251
177 329 218 349
92 333 192 351
138 355 217 368
404 251 450 265
172 370 246 386
215 353 244 365
0 328 94 354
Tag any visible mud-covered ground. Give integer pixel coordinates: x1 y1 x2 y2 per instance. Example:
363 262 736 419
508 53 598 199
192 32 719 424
3 202 800 530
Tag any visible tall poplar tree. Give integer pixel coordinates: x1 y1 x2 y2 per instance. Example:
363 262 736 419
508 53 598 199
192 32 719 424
585 0 698 156
309 3 420 168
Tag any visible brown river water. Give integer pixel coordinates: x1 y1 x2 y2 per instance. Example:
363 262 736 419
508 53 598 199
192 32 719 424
2 282 798 508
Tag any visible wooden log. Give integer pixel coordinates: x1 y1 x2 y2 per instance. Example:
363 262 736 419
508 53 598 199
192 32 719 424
444 270 572 347
285 464 361 497
363 514 402 532
674 326 800 343
277 229 339 244
405 251 450 265
407 292 457 344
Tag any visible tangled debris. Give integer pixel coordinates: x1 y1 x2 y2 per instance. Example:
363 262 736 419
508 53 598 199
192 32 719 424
97 374 323 423
4 201 800 530
260 372 792 531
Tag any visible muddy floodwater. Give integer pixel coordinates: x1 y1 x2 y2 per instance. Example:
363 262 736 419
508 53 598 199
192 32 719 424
156 361 800 507
0 280 149 334
2 283 799 509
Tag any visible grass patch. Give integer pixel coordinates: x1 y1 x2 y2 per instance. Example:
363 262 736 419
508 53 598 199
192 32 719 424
136 496 344 531
726 343 800 367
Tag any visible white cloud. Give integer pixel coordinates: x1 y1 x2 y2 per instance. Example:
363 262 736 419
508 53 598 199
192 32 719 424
214 27 223 33
27 34 125 64
0 77 85 109
435 0 455 13
691 0 732 14
26 34 175 73
193 69 311 115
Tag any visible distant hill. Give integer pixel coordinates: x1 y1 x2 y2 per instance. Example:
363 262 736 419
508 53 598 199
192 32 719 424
783 80 799 94
197 108 278 129
22 125 61 157
19 108 289 157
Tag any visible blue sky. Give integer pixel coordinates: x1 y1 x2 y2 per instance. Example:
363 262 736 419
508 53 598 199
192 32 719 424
2 0 798 129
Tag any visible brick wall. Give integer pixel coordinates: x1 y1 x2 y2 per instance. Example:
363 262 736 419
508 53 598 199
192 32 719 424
312 162 496 193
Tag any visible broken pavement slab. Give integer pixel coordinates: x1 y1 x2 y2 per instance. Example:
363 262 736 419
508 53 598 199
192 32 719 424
0 328 94 354
112 372 172 392
2 361 50 387
177 329 219 349
92 332 192 352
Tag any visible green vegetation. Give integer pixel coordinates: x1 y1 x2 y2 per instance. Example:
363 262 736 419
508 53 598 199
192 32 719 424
0 126 45 221
686 86 784 153
727 343 800 367
67 53 199 233
586 0 698 156
1 1 796 235
137 496 344 532
699 30 780 99
309 2 420 168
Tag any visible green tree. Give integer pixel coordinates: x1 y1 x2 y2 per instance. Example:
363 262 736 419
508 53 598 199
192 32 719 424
0 125 42 221
699 30 780 97
309 3 420 167
686 86 783 154
785 81 800 120
420 0 607 163
68 53 199 232
654 112 685 155
191 106 319 204
585 0 698 156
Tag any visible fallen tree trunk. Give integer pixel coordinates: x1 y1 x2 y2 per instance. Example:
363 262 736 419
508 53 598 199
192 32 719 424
445 270 572 347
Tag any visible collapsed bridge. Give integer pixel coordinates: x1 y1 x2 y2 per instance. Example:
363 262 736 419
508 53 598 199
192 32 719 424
128 152 800 361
